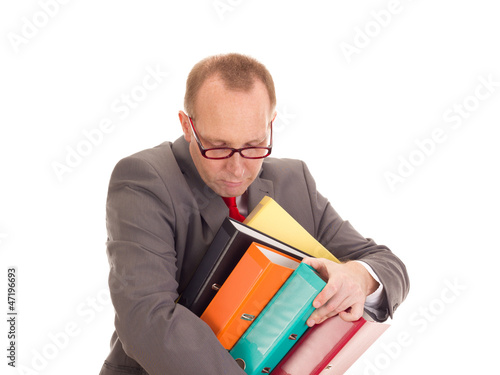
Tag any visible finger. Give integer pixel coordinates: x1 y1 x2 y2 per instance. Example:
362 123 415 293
301 256 315 265
312 280 340 309
338 302 364 322
323 284 366 323
314 293 352 322
308 300 361 327
308 291 350 327
311 283 365 323
302 257 329 281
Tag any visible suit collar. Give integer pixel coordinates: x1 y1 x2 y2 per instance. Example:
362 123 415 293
171 136 274 231
248 172 274 212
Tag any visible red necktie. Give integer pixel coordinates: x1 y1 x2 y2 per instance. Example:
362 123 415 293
222 197 246 222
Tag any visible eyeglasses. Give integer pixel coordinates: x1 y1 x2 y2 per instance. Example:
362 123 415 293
188 117 273 160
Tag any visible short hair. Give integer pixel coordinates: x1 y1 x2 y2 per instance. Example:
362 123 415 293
184 53 276 118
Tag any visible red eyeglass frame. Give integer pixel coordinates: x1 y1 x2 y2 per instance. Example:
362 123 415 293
188 117 273 160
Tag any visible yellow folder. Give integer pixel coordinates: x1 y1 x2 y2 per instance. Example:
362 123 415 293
243 196 340 263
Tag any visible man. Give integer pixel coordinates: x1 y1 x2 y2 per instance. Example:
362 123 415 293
99 53 409 375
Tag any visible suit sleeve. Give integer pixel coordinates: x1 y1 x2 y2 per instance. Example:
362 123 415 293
300 161 410 322
105 156 246 375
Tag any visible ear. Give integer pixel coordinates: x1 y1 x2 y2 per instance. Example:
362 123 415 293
178 110 192 142
271 110 277 123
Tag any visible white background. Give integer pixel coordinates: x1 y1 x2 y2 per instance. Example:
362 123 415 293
1 1 499 374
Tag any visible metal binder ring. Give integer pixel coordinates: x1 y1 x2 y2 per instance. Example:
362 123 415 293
235 358 246 369
240 313 255 321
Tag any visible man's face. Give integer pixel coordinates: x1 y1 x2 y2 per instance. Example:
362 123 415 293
179 76 275 198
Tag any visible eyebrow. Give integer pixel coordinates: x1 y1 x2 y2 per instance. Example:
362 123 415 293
201 130 269 147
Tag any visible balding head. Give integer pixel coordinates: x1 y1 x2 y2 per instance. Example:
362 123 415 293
184 53 276 118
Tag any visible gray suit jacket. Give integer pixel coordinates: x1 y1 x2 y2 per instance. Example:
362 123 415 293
99 137 409 375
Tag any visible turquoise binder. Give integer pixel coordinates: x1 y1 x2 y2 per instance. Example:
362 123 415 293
229 262 326 375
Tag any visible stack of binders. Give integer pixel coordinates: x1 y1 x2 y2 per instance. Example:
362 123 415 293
178 197 389 375
200 242 301 350
228 261 326 375
177 216 309 316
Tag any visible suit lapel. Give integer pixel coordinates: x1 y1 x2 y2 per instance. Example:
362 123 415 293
248 171 274 212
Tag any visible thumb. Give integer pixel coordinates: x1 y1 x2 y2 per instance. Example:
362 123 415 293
338 303 364 322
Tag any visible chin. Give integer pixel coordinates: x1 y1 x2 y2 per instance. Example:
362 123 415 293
218 185 248 198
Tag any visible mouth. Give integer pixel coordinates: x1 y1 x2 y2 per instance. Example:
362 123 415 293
222 180 243 188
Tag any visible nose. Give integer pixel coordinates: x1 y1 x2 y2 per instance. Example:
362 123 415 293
225 152 245 178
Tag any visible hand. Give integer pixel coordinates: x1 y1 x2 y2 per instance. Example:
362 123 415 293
302 257 380 326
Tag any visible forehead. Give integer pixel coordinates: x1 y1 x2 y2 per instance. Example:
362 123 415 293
195 77 272 124
193 77 272 143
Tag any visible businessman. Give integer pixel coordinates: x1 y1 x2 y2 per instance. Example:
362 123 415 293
99 53 409 375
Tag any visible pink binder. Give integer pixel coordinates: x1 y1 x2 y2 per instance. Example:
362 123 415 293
272 314 389 375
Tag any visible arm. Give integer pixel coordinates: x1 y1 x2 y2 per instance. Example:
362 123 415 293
300 161 410 323
106 156 245 374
